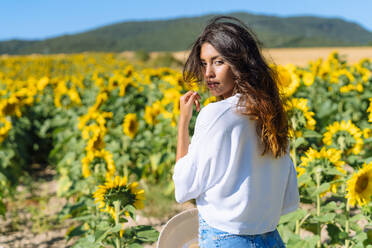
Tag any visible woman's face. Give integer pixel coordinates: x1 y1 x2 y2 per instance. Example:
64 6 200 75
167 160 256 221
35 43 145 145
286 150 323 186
200 42 236 99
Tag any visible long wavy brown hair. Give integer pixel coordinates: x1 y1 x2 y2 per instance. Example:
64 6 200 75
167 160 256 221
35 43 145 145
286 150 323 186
183 16 290 158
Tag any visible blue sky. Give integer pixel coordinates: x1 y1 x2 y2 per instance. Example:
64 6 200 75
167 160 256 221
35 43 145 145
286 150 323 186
2 0 372 41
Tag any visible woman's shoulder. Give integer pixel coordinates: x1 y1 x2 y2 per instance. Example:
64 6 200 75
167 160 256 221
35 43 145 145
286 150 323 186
197 100 232 124
195 101 243 136
199 94 240 118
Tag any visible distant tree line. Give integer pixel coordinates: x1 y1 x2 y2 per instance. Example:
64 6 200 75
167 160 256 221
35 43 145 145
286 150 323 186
1 12 372 55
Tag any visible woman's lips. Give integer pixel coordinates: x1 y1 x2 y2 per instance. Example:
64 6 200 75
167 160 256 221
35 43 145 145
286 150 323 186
207 82 220 89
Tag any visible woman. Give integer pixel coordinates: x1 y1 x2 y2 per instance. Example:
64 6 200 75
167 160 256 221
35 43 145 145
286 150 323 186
172 16 299 247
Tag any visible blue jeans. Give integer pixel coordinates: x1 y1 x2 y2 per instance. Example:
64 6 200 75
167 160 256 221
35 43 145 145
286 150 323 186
198 215 285 248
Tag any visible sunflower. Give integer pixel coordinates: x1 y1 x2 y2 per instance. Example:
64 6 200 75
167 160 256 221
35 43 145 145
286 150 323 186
322 120 363 155
0 116 12 143
161 75 185 91
82 124 107 153
108 73 131 97
274 64 301 97
299 147 345 195
160 88 182 106
108 74 122 91
37 77 49 91
345 162 372 207
81 149 116 178
67 88 82 105
363 128 371 139
367 98 372 123
308 58 323 77
93 176 144 238
123 64 134 77
352 62 371 83
0 96 22 117
203 96 217 106
285 98 316 138
317 53 342 81
301 71 315 86
93 175 145 218
92 90 109 110
82 123 105 140
87 131 106 151
123 113 139 139
337 68 355 83
144 101 163 126
118 77 131 97
144 106 157 126
14 87 36 106
78 108 112 130
53 81 68 108
339 83 364 93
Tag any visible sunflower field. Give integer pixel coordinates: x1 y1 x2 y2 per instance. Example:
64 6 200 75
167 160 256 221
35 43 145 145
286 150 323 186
0 51 371 247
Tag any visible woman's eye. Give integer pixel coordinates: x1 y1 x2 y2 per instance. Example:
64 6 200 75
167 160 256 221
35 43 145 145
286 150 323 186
215 60 224 65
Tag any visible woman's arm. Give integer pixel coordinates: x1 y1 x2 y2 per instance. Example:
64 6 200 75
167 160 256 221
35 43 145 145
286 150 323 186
176 118 190 161
172 103 232 203
176 91 200 162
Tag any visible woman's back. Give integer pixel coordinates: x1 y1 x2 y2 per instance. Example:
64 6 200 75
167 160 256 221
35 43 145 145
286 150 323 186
173 15 299 247
173 93 299 235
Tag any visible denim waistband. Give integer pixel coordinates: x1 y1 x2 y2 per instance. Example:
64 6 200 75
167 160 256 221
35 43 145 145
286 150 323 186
198 213 276 237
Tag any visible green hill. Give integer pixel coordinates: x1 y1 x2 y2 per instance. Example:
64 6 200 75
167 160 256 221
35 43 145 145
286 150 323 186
1 12 372 55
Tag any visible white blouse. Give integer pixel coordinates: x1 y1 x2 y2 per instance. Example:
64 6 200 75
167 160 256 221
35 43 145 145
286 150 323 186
173 93 299 235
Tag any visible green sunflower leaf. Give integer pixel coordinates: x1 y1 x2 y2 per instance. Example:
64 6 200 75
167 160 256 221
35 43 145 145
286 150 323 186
294 137 307 148
66 225 86 241
279 209 307 224
310 183 331 196
128 244 144 248
303 130 322 138
323 167 346 176
312 213 336 223
134 225 159 242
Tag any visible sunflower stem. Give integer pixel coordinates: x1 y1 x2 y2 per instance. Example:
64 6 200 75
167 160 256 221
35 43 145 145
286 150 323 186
295 220 300 236
345 200 350 248
114 200 121 248
124 164 128 181
316 167 321 248
338 101 343 114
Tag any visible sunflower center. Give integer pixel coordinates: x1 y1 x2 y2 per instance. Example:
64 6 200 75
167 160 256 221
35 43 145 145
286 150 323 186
4 103 16 115
92 135 105 150
334 131 354 151
105 186 136 207
355 175 368 193
61 94 72 105
129 120 136 132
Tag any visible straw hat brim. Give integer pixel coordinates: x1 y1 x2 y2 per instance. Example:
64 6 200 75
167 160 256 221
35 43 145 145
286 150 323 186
156 208 199 248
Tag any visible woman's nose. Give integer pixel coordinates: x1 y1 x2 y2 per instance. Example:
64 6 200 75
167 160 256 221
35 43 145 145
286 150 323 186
205 64 215 79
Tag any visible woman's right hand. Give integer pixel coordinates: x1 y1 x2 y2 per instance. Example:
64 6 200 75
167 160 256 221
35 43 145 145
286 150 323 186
179 91 201 123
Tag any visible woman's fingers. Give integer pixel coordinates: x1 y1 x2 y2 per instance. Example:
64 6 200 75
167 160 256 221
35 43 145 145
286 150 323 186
193 94 201 112
195 99 200 112
187 91 198 103
181 91 196 103
182 91 199 105
179 91 201 121
188 93 202 110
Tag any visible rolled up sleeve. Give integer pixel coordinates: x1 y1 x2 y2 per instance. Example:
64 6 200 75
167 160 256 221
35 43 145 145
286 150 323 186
172 105 230 203
172 145 202 203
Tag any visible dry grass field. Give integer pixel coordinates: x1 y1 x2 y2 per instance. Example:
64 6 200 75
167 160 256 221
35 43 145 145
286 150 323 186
3 47 372 67
171 47 372 66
